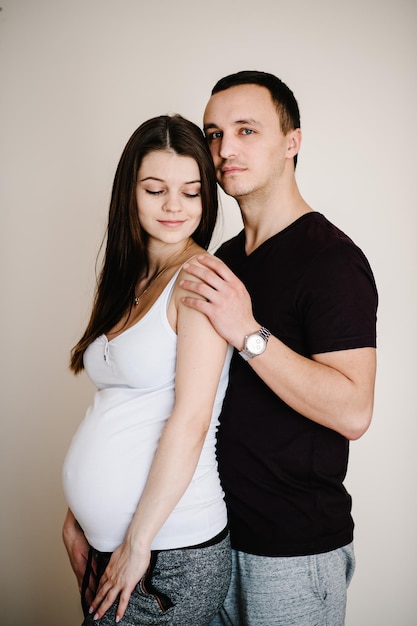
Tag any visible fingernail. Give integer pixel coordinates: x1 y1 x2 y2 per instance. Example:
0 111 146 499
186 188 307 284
88 607 94 614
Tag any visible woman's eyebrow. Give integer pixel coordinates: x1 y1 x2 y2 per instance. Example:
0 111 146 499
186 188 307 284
139 177 201 184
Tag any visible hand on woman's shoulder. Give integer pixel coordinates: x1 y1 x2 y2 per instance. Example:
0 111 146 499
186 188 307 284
176 251 213 299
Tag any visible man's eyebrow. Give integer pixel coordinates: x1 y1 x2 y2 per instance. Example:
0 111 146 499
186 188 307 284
203 123 218 132
235 118 262 127
204 118 262 131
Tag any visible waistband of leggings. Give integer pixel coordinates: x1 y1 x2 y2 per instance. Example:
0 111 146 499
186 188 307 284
92 525 228 560
182 525 228 550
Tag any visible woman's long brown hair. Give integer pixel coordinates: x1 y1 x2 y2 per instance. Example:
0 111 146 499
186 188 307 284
70 115 219 374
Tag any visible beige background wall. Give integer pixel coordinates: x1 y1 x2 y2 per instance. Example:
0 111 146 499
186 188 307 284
1 1 416 624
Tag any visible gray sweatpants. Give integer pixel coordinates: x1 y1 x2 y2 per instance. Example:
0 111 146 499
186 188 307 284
209 543 355 626
82 532 231 625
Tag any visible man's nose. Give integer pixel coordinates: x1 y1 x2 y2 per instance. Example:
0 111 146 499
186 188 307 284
219 133 237 160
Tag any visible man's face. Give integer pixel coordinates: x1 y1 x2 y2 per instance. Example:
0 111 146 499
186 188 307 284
203 84 295 201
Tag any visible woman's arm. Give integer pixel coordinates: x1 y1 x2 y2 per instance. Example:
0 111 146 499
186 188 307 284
88 266 229 622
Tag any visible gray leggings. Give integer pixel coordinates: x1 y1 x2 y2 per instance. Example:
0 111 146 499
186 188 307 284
82 528 231 626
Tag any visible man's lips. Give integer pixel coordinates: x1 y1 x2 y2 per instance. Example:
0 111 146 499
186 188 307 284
221 165 246 175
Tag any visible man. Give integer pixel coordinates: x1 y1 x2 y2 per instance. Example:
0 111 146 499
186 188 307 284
180 71 378 625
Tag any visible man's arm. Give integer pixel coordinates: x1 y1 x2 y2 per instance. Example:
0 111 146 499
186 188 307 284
181 255 376 440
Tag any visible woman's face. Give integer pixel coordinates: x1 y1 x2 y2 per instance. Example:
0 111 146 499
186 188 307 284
136 150 202 247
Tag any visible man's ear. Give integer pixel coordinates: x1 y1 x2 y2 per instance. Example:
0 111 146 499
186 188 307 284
287 128 302 159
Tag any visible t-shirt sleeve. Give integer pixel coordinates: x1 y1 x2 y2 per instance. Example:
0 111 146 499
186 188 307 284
300 241 378 355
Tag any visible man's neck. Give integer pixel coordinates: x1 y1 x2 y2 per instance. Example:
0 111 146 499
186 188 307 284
238 181 312 255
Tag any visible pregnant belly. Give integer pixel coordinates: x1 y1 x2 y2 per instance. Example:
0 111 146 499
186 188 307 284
62 387 173 551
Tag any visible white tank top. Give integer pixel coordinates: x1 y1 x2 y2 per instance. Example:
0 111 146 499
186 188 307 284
62 270 232 552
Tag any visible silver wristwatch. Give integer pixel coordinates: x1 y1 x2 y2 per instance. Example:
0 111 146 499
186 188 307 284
238 327 271 361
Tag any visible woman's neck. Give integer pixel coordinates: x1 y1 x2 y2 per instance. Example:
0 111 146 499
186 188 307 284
146 238 195 276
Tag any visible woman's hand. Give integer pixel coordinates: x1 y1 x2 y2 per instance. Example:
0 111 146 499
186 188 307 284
62 509 96 604
89 541 151 623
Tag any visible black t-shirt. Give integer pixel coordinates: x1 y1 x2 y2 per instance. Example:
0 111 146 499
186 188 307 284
216 212 378 556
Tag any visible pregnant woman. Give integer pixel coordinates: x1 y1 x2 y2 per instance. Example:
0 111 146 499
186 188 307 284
62 114 232 625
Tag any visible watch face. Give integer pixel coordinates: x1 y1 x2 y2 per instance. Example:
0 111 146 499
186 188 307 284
246 333 266 355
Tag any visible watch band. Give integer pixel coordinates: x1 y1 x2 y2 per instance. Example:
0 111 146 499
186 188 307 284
257 327 271 342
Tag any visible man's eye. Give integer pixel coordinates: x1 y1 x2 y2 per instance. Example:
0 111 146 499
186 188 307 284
207 131 222 142
241 128 254 135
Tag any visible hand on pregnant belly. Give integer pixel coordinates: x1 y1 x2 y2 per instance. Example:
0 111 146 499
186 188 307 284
89 541 151 623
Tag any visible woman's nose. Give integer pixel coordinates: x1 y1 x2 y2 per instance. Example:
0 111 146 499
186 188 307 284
162 194 181 212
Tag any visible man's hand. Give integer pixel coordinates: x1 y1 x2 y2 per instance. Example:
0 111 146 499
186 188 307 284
180 255 258 348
